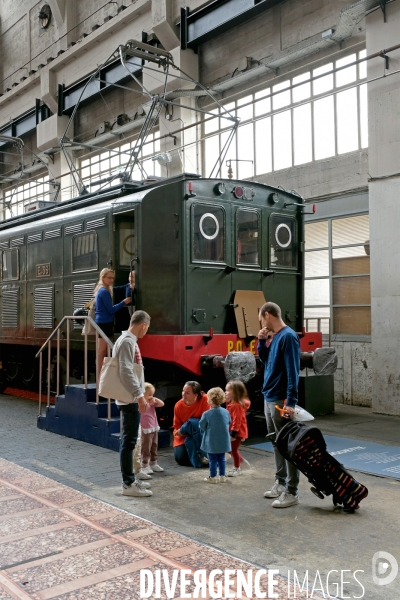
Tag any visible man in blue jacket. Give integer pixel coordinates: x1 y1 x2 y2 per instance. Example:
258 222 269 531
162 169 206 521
257 301 300 508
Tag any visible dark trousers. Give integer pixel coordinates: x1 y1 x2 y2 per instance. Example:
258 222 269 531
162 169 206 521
264 400 300 495
118 403 140 487
208 453 226 477
179 418 207 468
173 444 193 466
173 418 206 468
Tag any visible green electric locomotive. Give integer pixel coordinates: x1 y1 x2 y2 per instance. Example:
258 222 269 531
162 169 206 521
0 174 318 413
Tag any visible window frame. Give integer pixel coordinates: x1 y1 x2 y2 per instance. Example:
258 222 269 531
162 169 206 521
71 231 99 273
2 175 50 221
269 213 298 270
191 202 227 265
79 131 161 194
1 248 20 281
236 208 261 268
304 212 371 339
202 48 368 179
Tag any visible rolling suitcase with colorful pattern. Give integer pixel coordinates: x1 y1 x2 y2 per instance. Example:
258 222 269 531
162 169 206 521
276 421 368 512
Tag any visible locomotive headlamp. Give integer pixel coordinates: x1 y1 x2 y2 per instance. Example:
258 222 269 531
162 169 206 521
214 182 226 195
269 192 280 204
243 187 254 201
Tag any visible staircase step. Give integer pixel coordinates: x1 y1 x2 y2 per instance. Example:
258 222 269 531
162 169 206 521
98 417 120 433
88 401 119 418
64 384 97 402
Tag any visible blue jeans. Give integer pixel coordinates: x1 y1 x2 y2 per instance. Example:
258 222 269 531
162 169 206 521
175 418 206 468
264 400 300 495
118 403 140 487
208 453 226 477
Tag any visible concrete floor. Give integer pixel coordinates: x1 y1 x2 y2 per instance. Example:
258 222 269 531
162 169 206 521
0 395 399 599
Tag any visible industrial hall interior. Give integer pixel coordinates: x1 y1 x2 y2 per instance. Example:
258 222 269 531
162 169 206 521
0 1 400 600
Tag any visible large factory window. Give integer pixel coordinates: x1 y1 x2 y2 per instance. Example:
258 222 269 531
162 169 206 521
304 215 370 336
2 176 50 220
72 232 98 272
1 249 19 280
203 49 367 178
269 215 296 269
80 132 161 192
236 210 259 266
192 204 225 263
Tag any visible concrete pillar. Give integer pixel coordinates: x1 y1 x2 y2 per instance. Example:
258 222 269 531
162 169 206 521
366 3 400 415
36 114 75 201
151 0 180 52
143 47 199 176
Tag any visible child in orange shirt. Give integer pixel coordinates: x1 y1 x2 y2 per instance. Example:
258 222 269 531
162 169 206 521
225 380 251 477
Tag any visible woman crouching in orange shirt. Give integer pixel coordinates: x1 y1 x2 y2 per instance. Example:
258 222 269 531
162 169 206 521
225 380 251 477
173 381 209 468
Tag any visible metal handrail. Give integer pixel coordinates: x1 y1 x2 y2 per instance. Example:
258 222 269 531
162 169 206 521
304 317 331 348
35 316 114 420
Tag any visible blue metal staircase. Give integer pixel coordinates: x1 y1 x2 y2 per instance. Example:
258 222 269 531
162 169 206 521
37 384 170 451
36 316 170 451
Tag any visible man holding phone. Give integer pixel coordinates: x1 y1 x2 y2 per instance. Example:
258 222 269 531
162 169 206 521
257 301 300 508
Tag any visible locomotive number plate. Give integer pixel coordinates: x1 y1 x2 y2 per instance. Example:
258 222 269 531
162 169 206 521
36 263 51 277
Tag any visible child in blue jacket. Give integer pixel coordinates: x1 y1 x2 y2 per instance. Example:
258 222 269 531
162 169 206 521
199 387 231 483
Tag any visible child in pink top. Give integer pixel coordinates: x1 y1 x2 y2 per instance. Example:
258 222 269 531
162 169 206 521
140 383 165 474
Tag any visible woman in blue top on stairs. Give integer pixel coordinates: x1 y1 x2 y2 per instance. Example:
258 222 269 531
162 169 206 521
94 268 131 376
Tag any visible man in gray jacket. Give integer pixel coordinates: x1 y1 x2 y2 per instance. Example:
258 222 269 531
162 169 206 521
113 310 152 497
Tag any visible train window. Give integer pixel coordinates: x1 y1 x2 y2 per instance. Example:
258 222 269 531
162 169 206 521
1 249 19 281
119 220 137 267
269 214 296 268
192 204 225 262
237 210 259 266
72 232 98 272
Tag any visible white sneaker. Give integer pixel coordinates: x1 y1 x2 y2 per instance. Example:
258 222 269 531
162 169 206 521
141 466 154 475
204 476 219 484
150 463 164 472
136 470 152 480
136 480 151 488
264 480 286 498
219 476 227 483
122 481 153 497
272 492 299 508
227 467 241 477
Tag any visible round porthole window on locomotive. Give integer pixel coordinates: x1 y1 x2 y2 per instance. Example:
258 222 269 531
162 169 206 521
275 223 292 248
199 213 219 240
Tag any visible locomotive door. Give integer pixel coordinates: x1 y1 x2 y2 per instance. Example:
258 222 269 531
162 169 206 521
186 202 232 334
230 208 264 338
263 212 302 330
113 212 137 332
0 246 26 340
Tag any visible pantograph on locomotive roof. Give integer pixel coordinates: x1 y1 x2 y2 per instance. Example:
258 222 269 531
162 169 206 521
60 39 240 197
